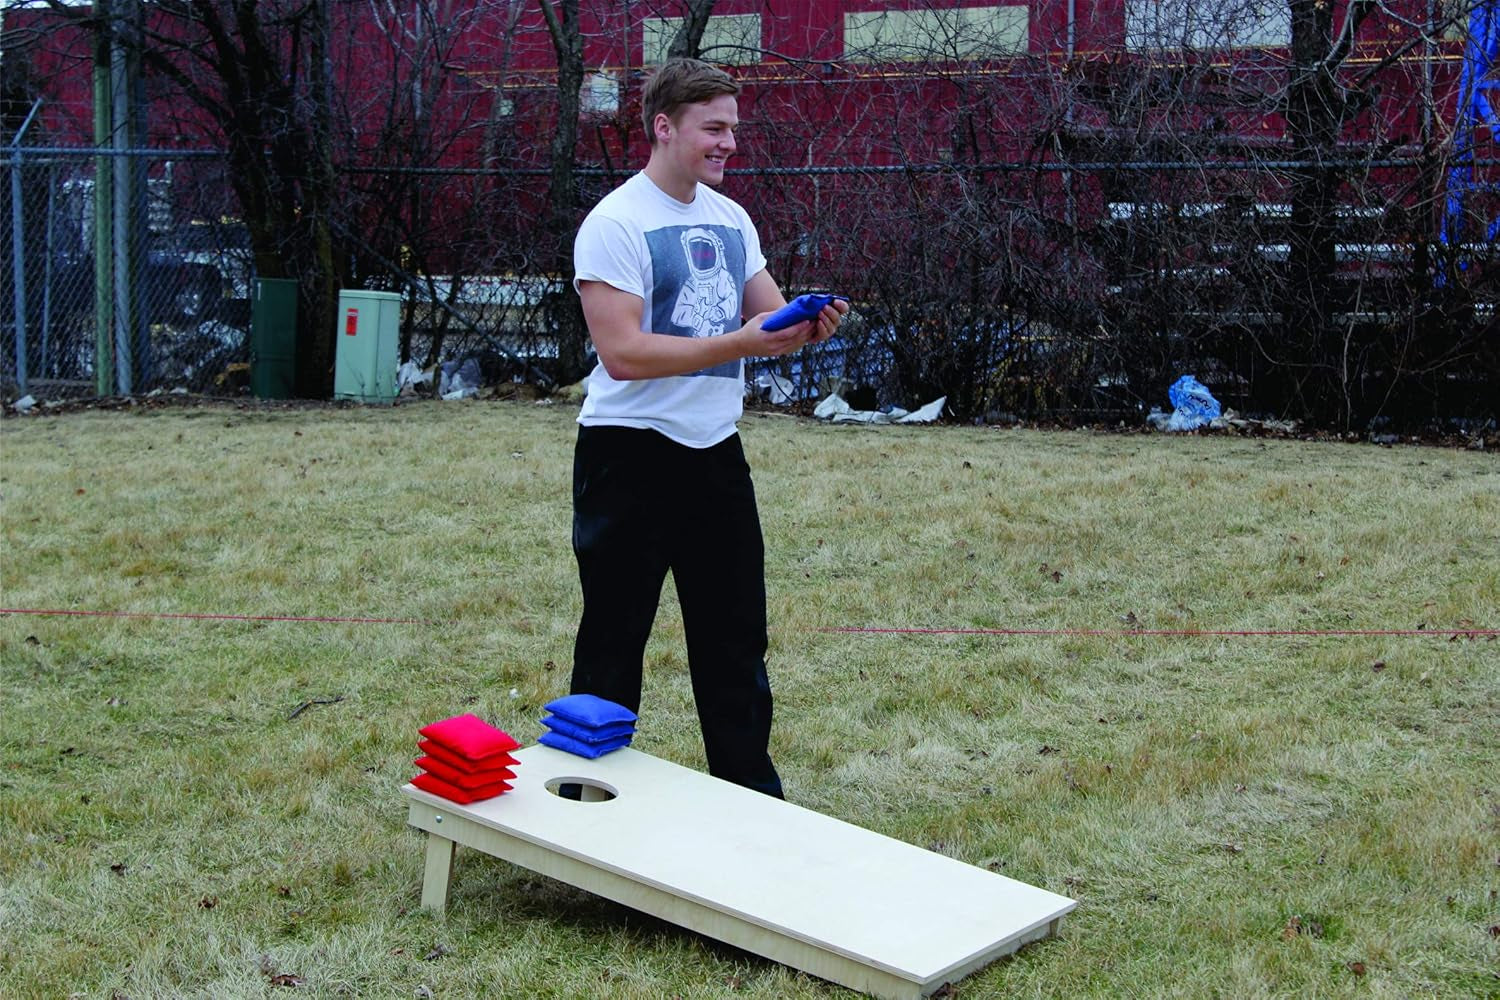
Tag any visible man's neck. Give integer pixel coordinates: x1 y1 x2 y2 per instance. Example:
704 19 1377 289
642 156 697 204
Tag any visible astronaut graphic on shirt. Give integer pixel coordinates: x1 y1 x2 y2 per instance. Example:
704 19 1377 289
670 227 737 338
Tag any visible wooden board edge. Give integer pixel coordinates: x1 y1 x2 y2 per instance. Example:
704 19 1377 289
402 784 1075 995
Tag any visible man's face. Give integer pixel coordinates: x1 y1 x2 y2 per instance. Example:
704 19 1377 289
660 94 739 187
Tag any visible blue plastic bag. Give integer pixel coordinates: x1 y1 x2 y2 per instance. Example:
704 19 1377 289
1165 375 1221 431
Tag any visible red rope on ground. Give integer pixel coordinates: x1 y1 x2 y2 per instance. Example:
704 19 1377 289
0 608 434 625
819 626 1498 638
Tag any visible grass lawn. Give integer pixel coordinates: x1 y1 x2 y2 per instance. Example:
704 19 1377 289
1 399 1496 999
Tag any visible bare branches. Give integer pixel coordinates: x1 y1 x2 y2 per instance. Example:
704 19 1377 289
3 0 1489 422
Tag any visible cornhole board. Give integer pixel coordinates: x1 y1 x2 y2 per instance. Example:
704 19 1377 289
402 745 1076 1000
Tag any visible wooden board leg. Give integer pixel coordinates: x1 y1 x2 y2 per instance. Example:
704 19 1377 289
420 833 456 913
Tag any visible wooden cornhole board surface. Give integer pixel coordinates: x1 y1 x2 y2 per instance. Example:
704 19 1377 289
403 745 1076 1000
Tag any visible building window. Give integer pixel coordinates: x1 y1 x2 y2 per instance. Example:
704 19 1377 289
642 14 762 65
842 6 1028 63
1125 0 1291 51
581 71 619 115
1441 1 1471 41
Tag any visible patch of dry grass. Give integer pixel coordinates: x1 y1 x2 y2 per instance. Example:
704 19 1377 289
1 401 1496 999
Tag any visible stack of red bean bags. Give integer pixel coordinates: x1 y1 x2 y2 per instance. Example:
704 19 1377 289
412 713 520 804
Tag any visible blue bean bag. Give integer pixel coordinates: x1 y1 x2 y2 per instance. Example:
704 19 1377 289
543 694 638 728
538 730 632 759
541 714 635 744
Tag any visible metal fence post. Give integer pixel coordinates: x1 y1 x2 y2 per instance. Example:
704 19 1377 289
93 3 115 396
9 99 43 396
111 7 136 395
41 162 57 377
10 150 28 396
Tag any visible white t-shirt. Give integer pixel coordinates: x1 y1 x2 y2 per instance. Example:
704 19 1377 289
573 172 767 448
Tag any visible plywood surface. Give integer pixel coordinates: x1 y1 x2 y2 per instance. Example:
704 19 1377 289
403 745 1074 988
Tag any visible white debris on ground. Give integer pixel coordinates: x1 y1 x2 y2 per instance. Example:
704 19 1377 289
813 393 947 424
397 360 434 396
1148 407 1299 435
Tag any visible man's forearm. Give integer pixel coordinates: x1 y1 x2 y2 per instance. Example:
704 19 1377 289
592 325 755 381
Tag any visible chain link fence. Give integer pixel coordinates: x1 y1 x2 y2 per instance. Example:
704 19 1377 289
0 148 591 402
5 147 1496 427
2 147 252 398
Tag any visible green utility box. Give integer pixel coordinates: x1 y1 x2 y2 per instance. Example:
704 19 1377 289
333 289 402 404
250 277 298 399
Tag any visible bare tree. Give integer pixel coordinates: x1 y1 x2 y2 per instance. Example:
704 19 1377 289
536 0 591 381
666 0 716 60
25 0 356 394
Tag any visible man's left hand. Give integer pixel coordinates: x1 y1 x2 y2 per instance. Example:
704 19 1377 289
807 299 850 346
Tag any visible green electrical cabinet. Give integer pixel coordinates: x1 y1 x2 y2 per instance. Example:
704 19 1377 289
250 277 298 399
334 289 402 404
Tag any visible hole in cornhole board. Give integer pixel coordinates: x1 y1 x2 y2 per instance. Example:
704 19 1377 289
545 777 618 802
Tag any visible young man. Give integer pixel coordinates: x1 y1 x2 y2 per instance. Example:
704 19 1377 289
569 57 846 798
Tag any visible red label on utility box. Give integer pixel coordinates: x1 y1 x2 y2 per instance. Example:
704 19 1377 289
345 309 359 335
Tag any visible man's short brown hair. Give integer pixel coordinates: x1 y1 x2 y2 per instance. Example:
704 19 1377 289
641 58 740 145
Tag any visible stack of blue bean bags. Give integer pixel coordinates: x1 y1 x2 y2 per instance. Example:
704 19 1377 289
538 694 637 758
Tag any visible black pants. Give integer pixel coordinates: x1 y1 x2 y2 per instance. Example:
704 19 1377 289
570 425 783 799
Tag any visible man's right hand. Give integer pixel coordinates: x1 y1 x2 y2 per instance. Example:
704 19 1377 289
741 312 816 357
